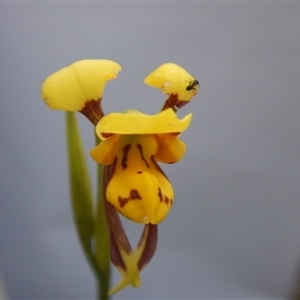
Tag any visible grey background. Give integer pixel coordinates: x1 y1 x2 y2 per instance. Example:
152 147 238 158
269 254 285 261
1 2 300 299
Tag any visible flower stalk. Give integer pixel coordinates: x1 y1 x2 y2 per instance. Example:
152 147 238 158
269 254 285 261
66 112 110 298
94 135 110 299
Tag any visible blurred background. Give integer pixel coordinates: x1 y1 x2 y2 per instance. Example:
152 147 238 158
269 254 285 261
1 2 300 299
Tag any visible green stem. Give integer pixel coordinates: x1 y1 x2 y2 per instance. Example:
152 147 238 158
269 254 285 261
94 133 110 299
65 112 110 299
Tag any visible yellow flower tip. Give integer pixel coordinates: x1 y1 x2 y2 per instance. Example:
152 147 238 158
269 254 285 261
108 278 130 295
144 62 199 110
108 276 140 295
95 108 192 139
41 59 121 124
109 250 141 294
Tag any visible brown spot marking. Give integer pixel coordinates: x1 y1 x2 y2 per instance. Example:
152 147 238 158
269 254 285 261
118 189 142 208
137 171 143 174
164 196 170 205
121 144 131 169
170 199 173 206
79 98 104 125
137 144 150 168
158 187 163 202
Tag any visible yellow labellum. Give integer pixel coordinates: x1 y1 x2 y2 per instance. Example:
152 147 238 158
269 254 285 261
105 135 174 224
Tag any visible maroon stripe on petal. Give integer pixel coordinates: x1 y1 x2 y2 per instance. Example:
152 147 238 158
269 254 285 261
79 98 104 125
137 144 150 168
150 155 170 180
161 93 189 112
158 187 163 202
137 224 158 271
121 144 131 169
103 165 133 256
110 226 126 271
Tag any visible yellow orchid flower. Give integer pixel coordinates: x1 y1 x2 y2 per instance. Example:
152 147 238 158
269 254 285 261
90 109 192 224
41 59 199 296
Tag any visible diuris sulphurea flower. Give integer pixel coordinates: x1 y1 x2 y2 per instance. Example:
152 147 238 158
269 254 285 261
90 109 192 224
41 59 199 295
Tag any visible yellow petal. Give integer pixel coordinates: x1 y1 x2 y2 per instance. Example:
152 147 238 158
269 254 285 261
109 250 140 295
105 198 141 295
96 108 192 139
155 134 186 163
108 278 130 295
41 59 121 111
144 62 199 102
89 134 120 165
106 135 174 224
109 224 157 294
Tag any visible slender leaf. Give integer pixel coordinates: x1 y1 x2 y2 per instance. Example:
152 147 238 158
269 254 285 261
66 112 111 299
65 112 95 268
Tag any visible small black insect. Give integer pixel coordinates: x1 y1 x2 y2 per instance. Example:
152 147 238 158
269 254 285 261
186 79 199 91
